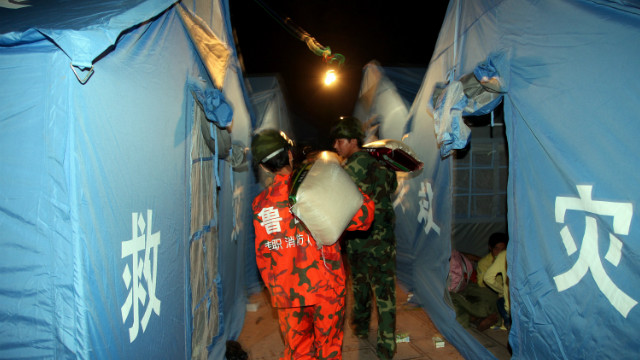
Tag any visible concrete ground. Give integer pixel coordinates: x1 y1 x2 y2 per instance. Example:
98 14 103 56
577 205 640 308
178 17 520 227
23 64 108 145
236 284 511 360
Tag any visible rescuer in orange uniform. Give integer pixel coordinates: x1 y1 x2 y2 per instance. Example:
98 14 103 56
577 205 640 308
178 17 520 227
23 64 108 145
251 129 374 359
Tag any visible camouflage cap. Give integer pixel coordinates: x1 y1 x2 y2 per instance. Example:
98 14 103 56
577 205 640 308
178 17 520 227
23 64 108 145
251 129 293 164
329 116 364 142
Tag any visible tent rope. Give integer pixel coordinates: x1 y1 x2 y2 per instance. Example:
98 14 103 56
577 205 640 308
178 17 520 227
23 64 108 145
251 0 345 66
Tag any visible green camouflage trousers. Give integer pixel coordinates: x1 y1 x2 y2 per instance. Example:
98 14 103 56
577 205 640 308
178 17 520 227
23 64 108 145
346 237 397 360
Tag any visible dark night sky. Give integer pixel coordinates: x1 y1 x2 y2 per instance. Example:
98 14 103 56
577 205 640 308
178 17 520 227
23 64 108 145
229 0 450 148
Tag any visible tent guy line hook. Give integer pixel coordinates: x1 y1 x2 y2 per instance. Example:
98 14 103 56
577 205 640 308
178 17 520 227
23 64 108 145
70 63 94 84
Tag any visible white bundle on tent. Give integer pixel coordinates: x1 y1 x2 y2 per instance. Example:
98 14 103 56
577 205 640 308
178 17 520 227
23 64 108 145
289 151 363 246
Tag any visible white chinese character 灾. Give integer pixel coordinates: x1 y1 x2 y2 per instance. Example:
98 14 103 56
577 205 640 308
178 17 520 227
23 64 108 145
554 185 636 317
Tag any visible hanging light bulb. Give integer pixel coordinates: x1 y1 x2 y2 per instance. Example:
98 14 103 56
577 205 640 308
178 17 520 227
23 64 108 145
324 69 337 86
252 1 346 88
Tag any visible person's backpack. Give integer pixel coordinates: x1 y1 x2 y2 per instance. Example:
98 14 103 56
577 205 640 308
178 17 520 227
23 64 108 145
447 249 474 293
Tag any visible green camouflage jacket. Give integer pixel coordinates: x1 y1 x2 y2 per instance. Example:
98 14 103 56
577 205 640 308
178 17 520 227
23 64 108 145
343 150 397 248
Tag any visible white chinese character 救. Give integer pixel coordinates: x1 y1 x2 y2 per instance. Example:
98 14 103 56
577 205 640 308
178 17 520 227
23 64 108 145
417 180 441 236
141 210 161 331
121 210 162 343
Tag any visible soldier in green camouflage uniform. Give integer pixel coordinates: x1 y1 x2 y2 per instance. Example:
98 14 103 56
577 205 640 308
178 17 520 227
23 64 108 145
331 116 398 360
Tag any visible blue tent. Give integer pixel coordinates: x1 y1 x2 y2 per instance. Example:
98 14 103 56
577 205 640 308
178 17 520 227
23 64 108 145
0 1 256 359
5 0 640 359
365 0 640 358
354 61 426 142
354 58 508 360
246 75 294 136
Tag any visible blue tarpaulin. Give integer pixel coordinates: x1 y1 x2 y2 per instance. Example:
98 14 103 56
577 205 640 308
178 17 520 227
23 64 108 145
4 0 640 359
383 0 640 358
0 1 255 359
354 0 640 358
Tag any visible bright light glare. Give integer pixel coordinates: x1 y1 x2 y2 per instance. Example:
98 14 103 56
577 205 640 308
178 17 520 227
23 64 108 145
324 69 337 86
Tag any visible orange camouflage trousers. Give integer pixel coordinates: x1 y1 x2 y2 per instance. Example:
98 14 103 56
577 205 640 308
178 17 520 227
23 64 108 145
276 294 345 360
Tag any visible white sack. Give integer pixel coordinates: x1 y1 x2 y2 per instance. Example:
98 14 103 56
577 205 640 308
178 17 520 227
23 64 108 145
290 151 363 246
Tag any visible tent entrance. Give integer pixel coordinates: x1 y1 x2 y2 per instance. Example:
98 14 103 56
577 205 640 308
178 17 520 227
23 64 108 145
189 99 221 359
452 104 508 257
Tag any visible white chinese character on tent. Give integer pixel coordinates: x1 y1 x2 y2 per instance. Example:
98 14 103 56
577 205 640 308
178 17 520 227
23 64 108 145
121 210 162 342
258 206 283 234
417 180 441 236
554 185 637 317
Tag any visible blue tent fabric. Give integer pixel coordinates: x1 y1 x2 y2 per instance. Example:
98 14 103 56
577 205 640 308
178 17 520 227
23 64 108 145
246 75 294 136
0 1 255 359
0 0 177 68
354 62 426 141
420 0 640 358
198 2 258 358
353 61 492 358
354 59 495 358
379 66 426 107
193 87 234 127
1 6 191 358
355 0 640 358
397 76 495 360
179 1 257 358
431 80 471 157
430 53 508 157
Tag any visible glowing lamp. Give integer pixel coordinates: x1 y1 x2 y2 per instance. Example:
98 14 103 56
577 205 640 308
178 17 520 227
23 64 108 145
324 69 337 86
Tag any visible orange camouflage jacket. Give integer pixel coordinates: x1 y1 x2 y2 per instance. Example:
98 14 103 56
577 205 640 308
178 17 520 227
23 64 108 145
252 172 374 308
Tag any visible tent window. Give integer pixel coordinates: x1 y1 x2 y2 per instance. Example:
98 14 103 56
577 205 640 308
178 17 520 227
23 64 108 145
189 99 220 358
453 136 507 221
